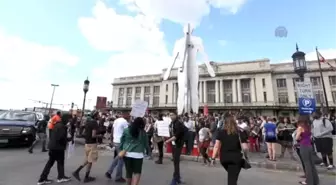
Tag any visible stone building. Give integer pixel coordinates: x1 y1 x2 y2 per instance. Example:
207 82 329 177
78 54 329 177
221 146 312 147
111 58 336 117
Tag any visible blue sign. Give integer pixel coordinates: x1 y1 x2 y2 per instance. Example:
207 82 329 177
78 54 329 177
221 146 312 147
298 98 316 115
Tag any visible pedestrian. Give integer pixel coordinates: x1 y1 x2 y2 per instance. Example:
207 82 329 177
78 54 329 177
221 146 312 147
296 115 319 185
263 117 278 161
105 114 130 182
37 118 71 185
165 112 186 185
198 122 212 165
144 117 154 159
120 117 148 185
312 111 335 169
29 115 49 153
210 116 249 185
153 114 165 164
72 111 101 183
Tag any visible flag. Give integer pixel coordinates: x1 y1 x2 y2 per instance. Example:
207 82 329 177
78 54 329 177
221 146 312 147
317 50 325 63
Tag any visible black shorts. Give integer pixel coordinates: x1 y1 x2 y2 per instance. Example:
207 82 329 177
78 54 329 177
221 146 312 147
315 137 333 154
124 157 143 178
265 137 277 143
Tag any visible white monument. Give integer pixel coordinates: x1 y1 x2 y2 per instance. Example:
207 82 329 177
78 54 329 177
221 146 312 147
163 24 216 115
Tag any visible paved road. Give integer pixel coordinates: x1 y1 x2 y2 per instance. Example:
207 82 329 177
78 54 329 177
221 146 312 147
0 145 335 185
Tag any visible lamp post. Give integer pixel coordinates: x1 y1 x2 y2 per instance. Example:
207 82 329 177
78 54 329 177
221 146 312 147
82 77 90 117
48 84 59 115
292 43 307 81
292 44 322 164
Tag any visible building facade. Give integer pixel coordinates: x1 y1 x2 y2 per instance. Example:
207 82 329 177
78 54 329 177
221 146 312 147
111 58 336 117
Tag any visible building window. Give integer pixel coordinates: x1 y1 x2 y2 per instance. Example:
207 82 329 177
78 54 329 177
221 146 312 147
293 78 303 88
276 79 287 88
165 95 168 104
144 86 150 94
242 93 251 103
294 92 298 103
154 86 160 94
224 93 232 103
166 84 168 92
135 87 141 94
278 92 289 104
223 80 232 89
153 96 160 106
332 91 336 103
262 78 266 88
126 97 132 106
329 76 336 87
241 79 250 90
118 88 124 106
310 77 321 87
126 87 132 95
206 81 216 103
263 92 267 102
144 96 150 103
313 91 324 104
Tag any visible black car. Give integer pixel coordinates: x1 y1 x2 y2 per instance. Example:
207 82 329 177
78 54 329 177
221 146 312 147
0 110 38 146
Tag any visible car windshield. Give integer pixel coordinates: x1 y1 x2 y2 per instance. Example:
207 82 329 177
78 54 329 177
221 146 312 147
0 111 36 122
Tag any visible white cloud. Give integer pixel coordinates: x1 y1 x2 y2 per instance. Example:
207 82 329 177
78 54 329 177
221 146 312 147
276 48 336 63
0 29 81 110
120 0 247 25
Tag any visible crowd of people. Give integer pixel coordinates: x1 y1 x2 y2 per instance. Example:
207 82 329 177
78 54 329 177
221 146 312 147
30 109 336 185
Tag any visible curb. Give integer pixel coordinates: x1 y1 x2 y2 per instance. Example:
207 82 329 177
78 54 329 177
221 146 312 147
74 139 335 176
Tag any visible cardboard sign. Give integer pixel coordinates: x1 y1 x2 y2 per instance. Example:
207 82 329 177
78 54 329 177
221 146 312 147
157 120 170 137
130 100 148 118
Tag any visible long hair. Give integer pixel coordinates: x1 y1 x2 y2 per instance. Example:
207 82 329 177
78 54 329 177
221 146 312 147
129 117 145 139
158 114 164 121
223 116 238 135
297 115 311 132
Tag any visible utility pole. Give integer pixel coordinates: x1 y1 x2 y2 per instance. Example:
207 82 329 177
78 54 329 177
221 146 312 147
48 84 59 115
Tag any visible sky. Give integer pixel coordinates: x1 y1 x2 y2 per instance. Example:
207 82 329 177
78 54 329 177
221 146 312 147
0 0 335 110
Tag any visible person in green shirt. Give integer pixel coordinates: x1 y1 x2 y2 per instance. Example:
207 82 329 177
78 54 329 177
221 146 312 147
119 117 148 185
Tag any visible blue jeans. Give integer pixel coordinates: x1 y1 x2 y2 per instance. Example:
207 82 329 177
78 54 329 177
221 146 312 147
107 143 124 179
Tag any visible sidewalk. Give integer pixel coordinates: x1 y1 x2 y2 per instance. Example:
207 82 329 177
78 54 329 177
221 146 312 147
74 138 336 176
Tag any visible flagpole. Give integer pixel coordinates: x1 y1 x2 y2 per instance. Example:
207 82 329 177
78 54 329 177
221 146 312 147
316 47 329 114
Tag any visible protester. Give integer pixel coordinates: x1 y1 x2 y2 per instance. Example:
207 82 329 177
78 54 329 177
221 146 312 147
153 114 165 164
29 115 49 153
144 117 154 159
165 112 186 185
198 122 212 166
183 114 196 155
120 117 148 185
296 115 319 185
312 111 335 169
277 117 296 160
72 111 100 183
211 116 248 185
105 114 130 182
37 119 71 185
263 117 278 161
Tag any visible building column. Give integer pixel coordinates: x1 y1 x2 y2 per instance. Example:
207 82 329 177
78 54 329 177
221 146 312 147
203 81 207 103
123 89 127 106
220 80 224 103
150 86 154 106
215 80 219 103
131 87 136 104
198 81 203 103
140 86 145 101
172 83 175 103
286 78 295 103
251 78 256 102
232 79 237 103
237 79 241 102
323 76 333 103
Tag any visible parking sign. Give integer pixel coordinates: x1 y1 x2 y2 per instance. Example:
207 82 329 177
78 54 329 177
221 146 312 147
296 82 316 114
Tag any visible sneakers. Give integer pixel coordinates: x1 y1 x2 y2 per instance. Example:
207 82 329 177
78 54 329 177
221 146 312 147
72 171 81 181
105 172 112 179
327 165 335 170
57 176 71 183
83 176 96 183
37 179 52 185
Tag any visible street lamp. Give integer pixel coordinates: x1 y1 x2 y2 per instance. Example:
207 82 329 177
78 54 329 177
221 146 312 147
292 43 307 81
292 44 322 164
48 84 59 115
82 77 90 116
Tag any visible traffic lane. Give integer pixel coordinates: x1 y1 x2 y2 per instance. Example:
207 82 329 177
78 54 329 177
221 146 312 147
0 147 335 185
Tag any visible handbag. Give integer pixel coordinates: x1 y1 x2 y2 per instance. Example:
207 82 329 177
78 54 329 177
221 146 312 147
238 132 251 170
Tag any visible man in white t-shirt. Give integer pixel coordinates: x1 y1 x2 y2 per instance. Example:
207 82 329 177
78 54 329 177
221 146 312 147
105 115 129 182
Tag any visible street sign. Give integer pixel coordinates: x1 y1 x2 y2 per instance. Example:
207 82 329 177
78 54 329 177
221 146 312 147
296 82 316 114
